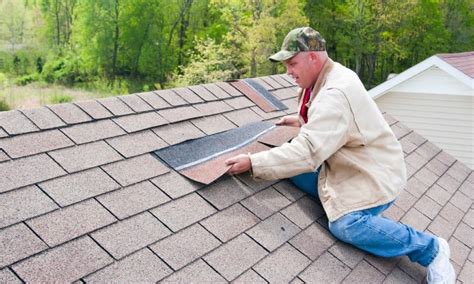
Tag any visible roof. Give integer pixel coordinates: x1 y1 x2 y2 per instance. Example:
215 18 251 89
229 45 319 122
0 75 473 283
369 51 474 99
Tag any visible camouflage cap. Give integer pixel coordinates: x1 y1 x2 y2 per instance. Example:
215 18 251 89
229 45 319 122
269 27 326 62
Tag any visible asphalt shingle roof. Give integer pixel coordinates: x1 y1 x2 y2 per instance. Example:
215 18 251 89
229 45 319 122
0 75 473 283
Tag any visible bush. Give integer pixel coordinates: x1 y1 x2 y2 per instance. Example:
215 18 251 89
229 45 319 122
15 73 40 86
0 99 9 111
49 93 73 104
41 52 87 85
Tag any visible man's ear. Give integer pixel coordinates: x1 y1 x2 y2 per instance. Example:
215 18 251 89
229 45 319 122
308 52 318 61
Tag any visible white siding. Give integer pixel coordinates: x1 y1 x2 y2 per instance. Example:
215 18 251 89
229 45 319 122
390 67 472 96
376 92 474 169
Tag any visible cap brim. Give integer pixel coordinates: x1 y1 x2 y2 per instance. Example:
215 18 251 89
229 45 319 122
269 50 298 62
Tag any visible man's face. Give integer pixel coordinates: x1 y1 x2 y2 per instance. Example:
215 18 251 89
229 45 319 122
283 52 318 89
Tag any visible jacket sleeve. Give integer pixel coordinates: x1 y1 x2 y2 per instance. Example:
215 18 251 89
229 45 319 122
250 88 351 180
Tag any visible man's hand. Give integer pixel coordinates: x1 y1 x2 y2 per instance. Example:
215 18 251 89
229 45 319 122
225 154 251 175
276 115 301 127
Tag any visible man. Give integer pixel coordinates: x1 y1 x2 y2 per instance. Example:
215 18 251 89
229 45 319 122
225 27 455 283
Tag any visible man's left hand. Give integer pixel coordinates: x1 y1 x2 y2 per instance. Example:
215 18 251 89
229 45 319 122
225 154 251 175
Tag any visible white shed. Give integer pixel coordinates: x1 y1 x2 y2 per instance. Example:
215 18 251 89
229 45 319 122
369 51 474 169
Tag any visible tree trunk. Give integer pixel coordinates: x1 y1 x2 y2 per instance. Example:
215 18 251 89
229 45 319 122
111 0 120 81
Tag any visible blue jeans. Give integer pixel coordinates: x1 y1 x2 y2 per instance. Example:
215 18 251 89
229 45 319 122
289 171 438 266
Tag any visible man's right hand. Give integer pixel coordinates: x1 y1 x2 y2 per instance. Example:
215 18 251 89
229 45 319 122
276 115 301 127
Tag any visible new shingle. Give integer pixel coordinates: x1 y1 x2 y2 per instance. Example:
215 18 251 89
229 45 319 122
84 248 172 283
251 77 273 90
0 110 38 135
253 243 311 283
101 154 169 186
150 170 202 199
153 120 205 145
150 193 216 232
289 223 336 261
61 119 125 144
112 111 168 133
98 97 134 116
48 103 92 124
75 100 113 119
0 154 66 193
0 129 73 158
298 251 351 283
49 141 122 173
40 167 120 207
97 180 170 220
0 185 58 228
27 199 116 246
21 107 65 129
161 259 227 283
154 89 188 106
191 114 236 135
137 91 171 109
118 94 153 112
203 234 268 281
246 213 301 251
150 224 221 270
200 203 259 242
12 236 112 283
106 130 167 158
0 223 47 267
91 212 171 259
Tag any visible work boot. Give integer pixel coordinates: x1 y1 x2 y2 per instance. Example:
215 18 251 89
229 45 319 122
426 237 455 284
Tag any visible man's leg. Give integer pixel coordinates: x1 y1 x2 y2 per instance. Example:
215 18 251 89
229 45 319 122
328 202 455 283
289 168 320 198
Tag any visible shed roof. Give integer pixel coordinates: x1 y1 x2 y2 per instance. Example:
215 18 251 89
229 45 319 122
0 75 473 283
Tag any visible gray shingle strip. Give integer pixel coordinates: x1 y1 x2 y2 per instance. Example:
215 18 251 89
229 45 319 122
48 103 92 124
244 78 288 111
150 193 216 232
251 77 273 90
49 141 122 173
0 110 39 135
112 111 168 133
154 89 188 106
188 85 219 101
0 185 58 229
0 154 66 193
0 129 74 158
21 107 66 130
75 100 113 119
101 154 169 187
61 119 126 145
153 120 205 145
12 236 113 283
253 243 311 283
150 223 221 270
98 97 134 116
97 180 170 220
90 211 171 260
203 234 268 281
154 121 273 170
106 129 167 158
118 94 153 112
137 91 171 109
39 167 120 207
83 248 172 283
173 87 204 104
26 199 116 247
0 223 48 267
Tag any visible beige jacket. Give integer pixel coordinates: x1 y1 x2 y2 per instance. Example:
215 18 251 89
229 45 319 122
250 60 407 221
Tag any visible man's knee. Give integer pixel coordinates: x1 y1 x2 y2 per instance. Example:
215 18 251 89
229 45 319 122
328 213 366 243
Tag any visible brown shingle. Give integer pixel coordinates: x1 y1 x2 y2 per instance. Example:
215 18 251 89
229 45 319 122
188 85 218 101
49 141 122 173
48 103 92 124
0 154 66 193
75 100 113 119
194 101 233 116
106 130 167 158
289 223 336 261
173 87 204 103
137 91 171 109
0 129 73 158
428 215 456 240
224 96 255 109
215 82 242 97
198 176 253 210
343 260 385 283
153 121 205 145
281 197 325 229
12 236 112 283
401 208 431 231
27 199 116 246
91 212 171 259
298 252 351 283
150 224 221 270
203 83 231 99
0 268 21 283
112 111 168 133
0 110 38 135
161 259 227 283
240 186 292 219
101 154 169 187
40 167 120 207
414 195 442 220
21 107 65 130
224 108 262 127
98 97 134 116
61 119 125 144
150 170 202 199
118 94 152 112
328 241 366 269
191 114 236 135
158 105 202 123
260 76 283 89
0 223 47 267
154 89 188 106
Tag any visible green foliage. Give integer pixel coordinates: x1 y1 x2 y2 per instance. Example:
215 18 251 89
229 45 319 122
41 51 87 85
15 73 40 86
0 99 10 111
49 93 73 104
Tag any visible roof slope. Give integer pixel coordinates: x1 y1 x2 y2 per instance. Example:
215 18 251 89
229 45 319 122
0 75 473 283
438 51 474 78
